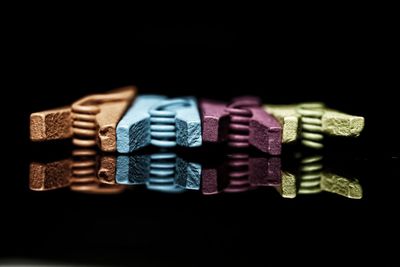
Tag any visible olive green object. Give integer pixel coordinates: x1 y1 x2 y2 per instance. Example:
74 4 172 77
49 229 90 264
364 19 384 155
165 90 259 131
322 110 365 137
263 105 299 143
276 153 362 199
278 171 296 198
264 103 365 147
278 170 363 199
321 172 362 199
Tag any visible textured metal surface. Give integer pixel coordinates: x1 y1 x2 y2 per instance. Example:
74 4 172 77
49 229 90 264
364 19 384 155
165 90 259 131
96 100 133 152
29 86 136 151
321 172 362 199
263 105 299 143
201 153 281 195
200 97 282 155
97 155 117 184
72 86 136 151
201 165 229 195
117 95 202 153
248 106 282 155
116 152 201 193
30 106 72 141
29 159 72 191
322 110 365 137
29 150 125 194
277 171 296 199
275 154 363 199
264 103 365 146
200 99 230 143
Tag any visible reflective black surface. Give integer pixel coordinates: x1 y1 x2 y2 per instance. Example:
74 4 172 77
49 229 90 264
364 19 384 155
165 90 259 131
5 22 399 266
2 140 398 266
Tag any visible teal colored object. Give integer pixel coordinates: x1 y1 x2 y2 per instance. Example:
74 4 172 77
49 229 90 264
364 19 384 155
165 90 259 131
116 152 201 193
116 95 202 153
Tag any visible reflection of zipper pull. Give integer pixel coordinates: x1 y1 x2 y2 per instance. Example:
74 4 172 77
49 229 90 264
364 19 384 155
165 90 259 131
276 154 363 199
321 172 362 199
69 149 125 194
275 171 297 199
298 155 323 194
201 153 281 194
175 157 201 190
116 152 201 193
201 163 230 195
30 86 137 152
29 149 125 194
30 106 73 142
116 95 202 153
248 156 281 187
224 153 253 193
97 155 117 185
200 96 282 155
146 153 185 193
30 159 72 191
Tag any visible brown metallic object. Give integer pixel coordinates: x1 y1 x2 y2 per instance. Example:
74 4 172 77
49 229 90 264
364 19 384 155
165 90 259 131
97 155 117 184
29 159 72 191
69 150 123 193
29 149 124 194
29 86 137 152
70 149 124 194
71 86 137 151
70 182 126 194
30 107 72 141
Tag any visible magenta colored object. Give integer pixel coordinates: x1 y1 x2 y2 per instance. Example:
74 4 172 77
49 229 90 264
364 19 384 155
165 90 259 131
200 100 230 143
248 107 282 155
248 157 281 186
201 169 219 195
200 97 282 155
201 164 229 195
201 153 282 195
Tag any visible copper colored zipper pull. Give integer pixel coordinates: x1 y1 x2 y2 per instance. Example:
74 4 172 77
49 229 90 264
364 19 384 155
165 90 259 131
30 86 137 152
71 86 136 151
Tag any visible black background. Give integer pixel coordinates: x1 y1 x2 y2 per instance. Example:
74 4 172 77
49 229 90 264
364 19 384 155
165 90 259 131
3 19 399 266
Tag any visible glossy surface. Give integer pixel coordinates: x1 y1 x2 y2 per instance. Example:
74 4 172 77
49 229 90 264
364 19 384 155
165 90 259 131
27 146 365 199
5 140 397 266
115 152 200 192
